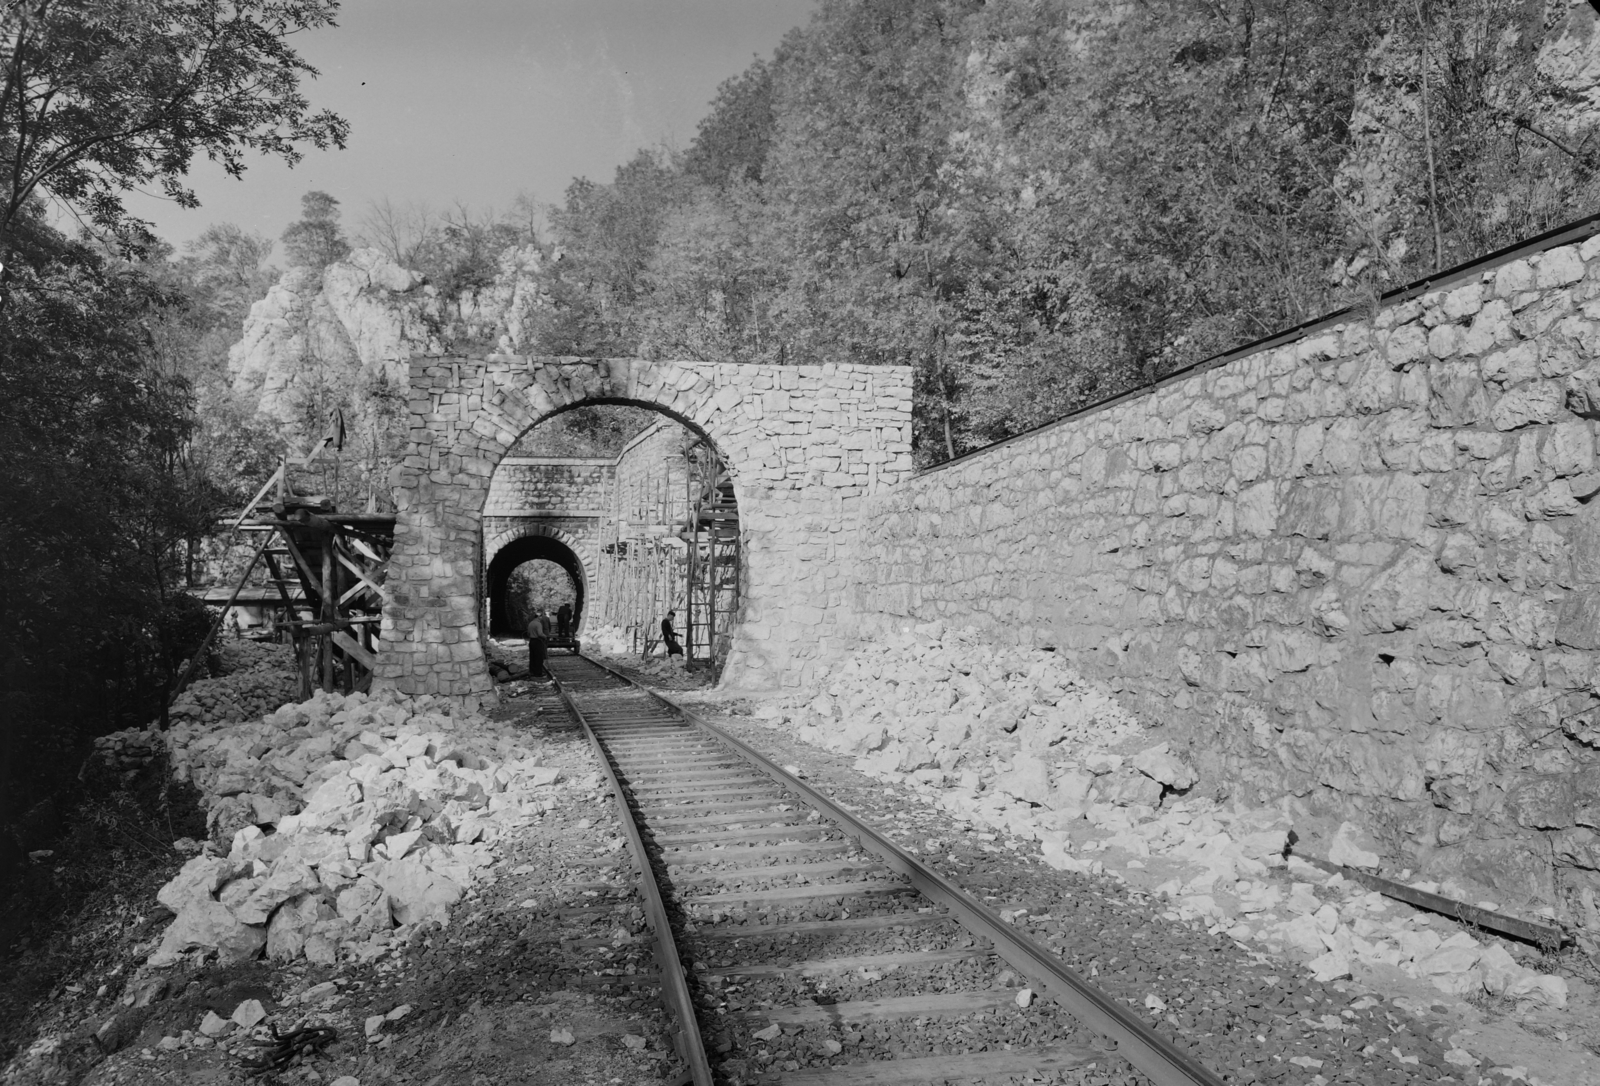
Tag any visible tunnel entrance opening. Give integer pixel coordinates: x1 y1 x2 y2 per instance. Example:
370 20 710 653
483 401 742 675
485 536 585 638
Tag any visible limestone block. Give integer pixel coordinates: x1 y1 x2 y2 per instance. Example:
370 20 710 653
1507 973 1567 1008
232 859 321 926
1092 767 1163 807
1131 744 1196 790
1442 283 1483 320
1506 774 1574 829
1327 822 1382 869
1491 382 1565 430
1428 362 1487 427
1535 245 1586 288
150 900 267 966
1381 325 1429 368
368 858 463 926
157 855 234 915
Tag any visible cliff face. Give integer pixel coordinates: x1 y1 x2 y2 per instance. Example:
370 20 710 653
228 246 544 429
228 250 438 427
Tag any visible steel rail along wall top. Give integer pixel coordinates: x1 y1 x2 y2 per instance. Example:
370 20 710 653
547 671 715 1086
576 654 1228 1086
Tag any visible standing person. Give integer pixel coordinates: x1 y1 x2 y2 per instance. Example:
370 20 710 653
526 610 549 679
661 609 683 659
557 601 572 640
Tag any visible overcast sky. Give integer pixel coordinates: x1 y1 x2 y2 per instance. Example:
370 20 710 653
126 0 815 252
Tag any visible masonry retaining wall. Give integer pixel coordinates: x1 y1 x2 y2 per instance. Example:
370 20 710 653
848 234 1600 908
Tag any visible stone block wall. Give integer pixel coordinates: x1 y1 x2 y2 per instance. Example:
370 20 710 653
377 356 913 704
483 457 613 516
848 235 1600 909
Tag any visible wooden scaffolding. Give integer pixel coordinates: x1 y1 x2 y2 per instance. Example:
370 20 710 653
591 432 742 672
172 426 395 705
683 439 740 670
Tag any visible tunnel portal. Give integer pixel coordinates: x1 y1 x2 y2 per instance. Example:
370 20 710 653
485 533 585 637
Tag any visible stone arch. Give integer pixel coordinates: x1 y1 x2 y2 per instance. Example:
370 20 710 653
376 355 914 705
483 523 593 636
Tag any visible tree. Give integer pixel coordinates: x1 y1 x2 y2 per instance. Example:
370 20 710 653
683 59 777 188
281 189 350 268
0 209 226 838
0 0 348 261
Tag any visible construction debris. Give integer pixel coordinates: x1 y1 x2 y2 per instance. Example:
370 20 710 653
748 624 1572 1009
142 688 566 969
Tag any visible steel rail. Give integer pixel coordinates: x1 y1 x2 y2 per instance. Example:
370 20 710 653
547 671 714 1086
1297 854 1565 949
574 653 1228 1086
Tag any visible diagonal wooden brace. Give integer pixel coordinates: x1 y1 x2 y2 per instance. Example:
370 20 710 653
336 549 387 606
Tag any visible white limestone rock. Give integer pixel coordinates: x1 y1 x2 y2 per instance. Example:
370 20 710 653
156 855 234 915
1327 822 1383 870
150 901 267 966
1131 744 1197 791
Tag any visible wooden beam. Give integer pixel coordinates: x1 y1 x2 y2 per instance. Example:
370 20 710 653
332 630 376 672
231 464 283 531
336 549 387 606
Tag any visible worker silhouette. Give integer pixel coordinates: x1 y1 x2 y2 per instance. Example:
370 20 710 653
661 610 683 658
557 601 572 639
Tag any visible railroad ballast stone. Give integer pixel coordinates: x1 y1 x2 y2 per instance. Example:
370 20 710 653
142 687 573 969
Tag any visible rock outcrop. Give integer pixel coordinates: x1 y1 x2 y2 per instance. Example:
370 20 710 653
228 246 544 429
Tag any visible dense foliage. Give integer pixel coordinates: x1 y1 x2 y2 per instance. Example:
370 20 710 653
0 0 343 868
0 0 347 260
517 0 1600 463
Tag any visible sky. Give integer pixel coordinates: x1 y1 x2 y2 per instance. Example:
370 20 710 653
126 0 816 251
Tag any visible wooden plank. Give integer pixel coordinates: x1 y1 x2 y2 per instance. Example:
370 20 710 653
336 549 387 606
232 464 284 530
654 825 832 847
626 771 769 787
758 991 1016 1027
677 859 887 886
332 630 376 671
648 799 793 819
773 1044 1099 1085
616 755 740 769
647 811 807 831
631 782 779 801
664 841 857 867
707 948 984 979
699 912 950 941
683 880 909 907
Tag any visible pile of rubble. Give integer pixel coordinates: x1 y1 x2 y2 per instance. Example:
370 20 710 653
90 643 300 778
582 624 633 656
1059 802 1570 1008
149 688 570 970
762 622 1161 816
752 624 1571 1009
169 641 299 728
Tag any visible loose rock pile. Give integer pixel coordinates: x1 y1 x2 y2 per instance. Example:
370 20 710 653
753 625 1570 1011
169 641 299 727
149 688 570 970
763 622 1161 821
90 642 299 778
583 624 633 657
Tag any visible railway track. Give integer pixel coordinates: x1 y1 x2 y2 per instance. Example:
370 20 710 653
545 654 1228 1086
